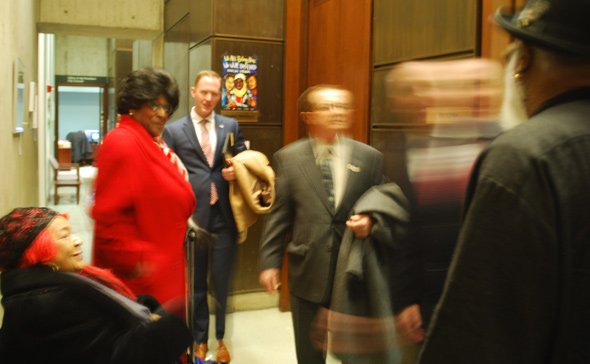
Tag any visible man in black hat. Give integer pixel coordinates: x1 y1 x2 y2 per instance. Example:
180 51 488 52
418 1 590 363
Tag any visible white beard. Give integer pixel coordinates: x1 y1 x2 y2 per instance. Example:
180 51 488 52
500 51 528 130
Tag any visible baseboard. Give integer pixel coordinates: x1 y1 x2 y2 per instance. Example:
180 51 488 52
209 291 279 313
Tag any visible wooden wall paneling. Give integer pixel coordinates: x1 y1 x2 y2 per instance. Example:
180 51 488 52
213 0 284 40
189 0 283 47
307 0 339 83
307 0 372 142
283 0 307 144
164 15 190 116
211 38 284 126
374 0 477 65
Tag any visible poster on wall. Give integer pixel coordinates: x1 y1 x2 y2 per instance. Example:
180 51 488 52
221 54 258 112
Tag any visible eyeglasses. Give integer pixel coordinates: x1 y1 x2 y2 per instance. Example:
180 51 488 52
148 101 174 115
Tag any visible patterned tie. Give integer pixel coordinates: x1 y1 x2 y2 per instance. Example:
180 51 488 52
154 140 189 181
200 120 219 205
319 148 334 207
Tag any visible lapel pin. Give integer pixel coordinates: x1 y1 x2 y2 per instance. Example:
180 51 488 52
219 124 224 128
347 163 361 173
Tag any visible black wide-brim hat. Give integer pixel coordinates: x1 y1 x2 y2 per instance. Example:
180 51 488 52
495 0 590 57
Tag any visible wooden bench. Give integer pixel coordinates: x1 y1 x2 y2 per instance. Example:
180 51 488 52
49 156 81 205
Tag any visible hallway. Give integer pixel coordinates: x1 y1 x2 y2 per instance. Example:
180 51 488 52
49 166 341 364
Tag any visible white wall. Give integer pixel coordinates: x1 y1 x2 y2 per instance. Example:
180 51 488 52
0 0 39 327
55 35 109 76
0 0 39 215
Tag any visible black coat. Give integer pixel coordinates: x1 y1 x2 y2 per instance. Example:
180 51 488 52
419 88 590 363
0 266 192 364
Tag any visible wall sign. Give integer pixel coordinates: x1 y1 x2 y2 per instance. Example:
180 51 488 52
55 75 108 85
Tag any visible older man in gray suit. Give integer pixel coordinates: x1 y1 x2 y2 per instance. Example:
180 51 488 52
259 85 386 364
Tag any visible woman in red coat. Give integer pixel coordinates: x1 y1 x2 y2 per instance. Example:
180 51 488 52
92 68 196 311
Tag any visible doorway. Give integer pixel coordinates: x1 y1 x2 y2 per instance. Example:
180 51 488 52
55 83 108 165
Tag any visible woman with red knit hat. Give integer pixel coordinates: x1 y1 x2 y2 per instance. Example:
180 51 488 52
0 207 192 364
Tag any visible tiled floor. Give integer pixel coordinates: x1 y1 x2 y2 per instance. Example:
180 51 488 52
49 166 341 364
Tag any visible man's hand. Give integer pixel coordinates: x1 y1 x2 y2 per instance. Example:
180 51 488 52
394 304 425 344
259 268 281 293
221 160 236 181
346 214 373 238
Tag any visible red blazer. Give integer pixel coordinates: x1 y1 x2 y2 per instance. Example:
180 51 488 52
92 115 196 306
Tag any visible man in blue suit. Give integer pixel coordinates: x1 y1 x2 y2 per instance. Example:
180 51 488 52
163 70 247 363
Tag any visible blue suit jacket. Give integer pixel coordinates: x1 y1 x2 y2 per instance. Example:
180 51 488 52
163 113 247 229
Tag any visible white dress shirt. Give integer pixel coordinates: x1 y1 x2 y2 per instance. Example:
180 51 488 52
312 137 350 208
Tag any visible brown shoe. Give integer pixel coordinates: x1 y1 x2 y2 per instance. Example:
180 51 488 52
216 340 231 363
194 343 208 361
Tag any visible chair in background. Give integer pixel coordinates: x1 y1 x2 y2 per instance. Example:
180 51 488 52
49 156 81 204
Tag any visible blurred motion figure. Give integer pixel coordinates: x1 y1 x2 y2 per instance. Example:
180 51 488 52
385 58 504 360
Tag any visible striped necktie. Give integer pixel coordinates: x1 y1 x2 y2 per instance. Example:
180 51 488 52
200 120 219 205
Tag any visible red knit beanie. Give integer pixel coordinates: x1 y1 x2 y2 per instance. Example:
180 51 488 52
0 207 59 271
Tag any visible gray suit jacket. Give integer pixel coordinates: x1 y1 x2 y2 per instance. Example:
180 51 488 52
259 137 384 303
163 113 247 229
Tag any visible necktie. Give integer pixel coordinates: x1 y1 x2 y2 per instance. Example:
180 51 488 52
200 120 219 205
319 148 334 207
154 140 189 181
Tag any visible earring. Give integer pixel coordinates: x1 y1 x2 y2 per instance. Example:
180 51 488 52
513 73 521 80
47 263 60 272
129 111 134 116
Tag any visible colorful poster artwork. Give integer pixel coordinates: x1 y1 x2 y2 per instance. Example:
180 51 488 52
221 54 258 111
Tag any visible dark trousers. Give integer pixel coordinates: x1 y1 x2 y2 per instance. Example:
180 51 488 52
192 204 237 343
290 294 327 364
